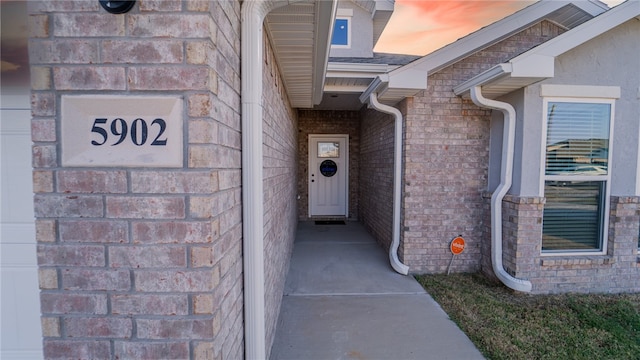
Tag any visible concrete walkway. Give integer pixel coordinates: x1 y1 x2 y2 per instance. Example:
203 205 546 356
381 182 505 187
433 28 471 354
270 221 485 360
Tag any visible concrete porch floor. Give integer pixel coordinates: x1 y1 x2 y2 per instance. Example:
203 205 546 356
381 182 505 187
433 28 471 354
270 221 484 360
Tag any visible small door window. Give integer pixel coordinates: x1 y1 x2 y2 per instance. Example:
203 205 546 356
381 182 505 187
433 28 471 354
318 142 340 158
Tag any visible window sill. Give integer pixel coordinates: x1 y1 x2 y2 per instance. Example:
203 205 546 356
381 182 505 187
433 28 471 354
540 256 615 267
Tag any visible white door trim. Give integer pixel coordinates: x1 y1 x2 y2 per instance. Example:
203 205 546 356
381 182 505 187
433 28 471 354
308 134 349 217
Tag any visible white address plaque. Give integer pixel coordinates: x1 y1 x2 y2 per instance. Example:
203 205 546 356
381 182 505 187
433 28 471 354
61 95 183 167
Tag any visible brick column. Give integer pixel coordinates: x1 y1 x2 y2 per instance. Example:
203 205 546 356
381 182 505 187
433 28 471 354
30 1 244 359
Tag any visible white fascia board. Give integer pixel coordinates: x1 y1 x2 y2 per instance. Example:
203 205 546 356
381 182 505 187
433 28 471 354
371 1 394 44
327 62 397 74
388 68 426 90
510 54 554 78
579 0 612 14
373 0 394 13
359 75 387 104
453 63 512 96
510 1 640 68
312 0 339 105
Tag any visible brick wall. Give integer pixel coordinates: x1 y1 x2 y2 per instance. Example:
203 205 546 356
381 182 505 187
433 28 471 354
359 106 396 251
402 21 566 274
297 110 360 220
492 196 640 294
261 33 299 357
30 1 244 358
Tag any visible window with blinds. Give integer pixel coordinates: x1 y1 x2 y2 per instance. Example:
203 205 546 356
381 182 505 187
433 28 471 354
542 101 612 253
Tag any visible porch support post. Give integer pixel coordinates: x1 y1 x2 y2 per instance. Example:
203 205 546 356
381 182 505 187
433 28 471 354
241 2 267 358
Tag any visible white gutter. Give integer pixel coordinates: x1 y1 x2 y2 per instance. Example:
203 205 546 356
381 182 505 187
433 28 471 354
469 86 532 293
365 92 410 275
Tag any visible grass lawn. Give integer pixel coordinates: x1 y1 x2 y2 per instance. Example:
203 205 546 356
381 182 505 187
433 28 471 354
416 273 640 360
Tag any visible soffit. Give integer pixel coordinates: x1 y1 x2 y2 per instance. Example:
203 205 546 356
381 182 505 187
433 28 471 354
265 1 334 109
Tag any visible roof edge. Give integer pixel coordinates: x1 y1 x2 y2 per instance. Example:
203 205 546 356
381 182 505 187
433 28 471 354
389 1 607 80
453 0 640 99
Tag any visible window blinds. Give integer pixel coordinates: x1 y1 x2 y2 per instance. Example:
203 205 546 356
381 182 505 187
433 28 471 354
545 102 610 175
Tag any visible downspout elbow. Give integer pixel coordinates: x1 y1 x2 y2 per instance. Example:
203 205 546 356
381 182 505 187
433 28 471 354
469 86 532 293
367 93 410 275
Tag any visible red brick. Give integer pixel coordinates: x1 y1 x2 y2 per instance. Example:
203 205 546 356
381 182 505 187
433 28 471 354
136 318 214 339
131 171 218 194
114 341 190 360
33 2 99 12
34 195 103 218
31 92 55 116
187 40 213 65
32 144 57 168
61 269 130 291
106 196 185 219
190 192 236 218
33 170 54 193
38 245 105 267
53 13 124 37
134 269 218 292
189 119 218 144
218 170 241 190
102 40 183 64
35 219 56 243
186 1 211 12
40 293 107 314
53 67 126 90
31 118 56 142
111 294 188 315
188 144 241 168
188 93 213 117
132 221 214 244
31 66 51 90
57 170 127 193
59 220 128 243
29 39 98 64
65 317 132 338
43 340 111 360
139 0 183 11
128 14 213 38
128 66 210 91
108 246 186 268
29 14 50 38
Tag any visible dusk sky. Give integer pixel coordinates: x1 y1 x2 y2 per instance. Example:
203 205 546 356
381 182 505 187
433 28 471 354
0 0 629 89
375 0 626 55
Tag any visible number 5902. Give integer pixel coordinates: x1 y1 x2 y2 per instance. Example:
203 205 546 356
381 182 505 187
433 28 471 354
91 118 167 146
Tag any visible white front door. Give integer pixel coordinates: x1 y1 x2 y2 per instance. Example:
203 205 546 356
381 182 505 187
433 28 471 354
308 135 348 217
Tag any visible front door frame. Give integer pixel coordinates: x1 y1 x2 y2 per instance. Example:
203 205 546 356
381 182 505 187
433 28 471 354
308 134 349 217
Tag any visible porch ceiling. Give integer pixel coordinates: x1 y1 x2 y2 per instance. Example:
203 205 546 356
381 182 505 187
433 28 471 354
264 1 335 109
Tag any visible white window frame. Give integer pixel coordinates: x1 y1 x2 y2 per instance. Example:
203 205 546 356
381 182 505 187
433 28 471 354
539 95 616 256
331 9 352 49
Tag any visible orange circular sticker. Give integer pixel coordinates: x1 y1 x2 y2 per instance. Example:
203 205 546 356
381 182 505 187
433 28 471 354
450 236 465 255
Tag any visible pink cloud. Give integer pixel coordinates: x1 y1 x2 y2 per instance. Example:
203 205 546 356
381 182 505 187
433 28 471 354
375 1 538 55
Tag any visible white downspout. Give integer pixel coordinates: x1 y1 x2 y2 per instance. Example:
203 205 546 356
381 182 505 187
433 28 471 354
469 86 532 293
241 2 273 358
367 93 410 275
